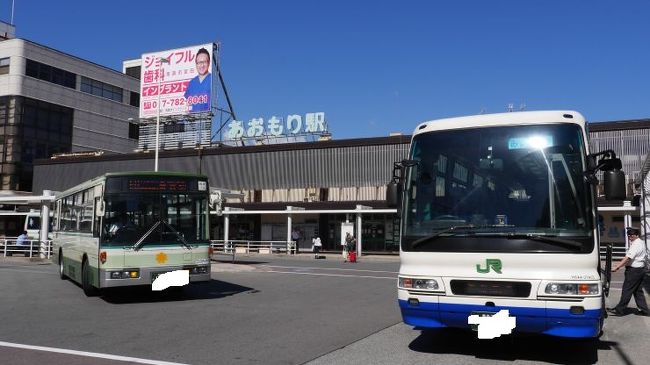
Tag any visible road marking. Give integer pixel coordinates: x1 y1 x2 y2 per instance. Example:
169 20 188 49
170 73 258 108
262 265 398 274
263 270 396 280
0 341 189 365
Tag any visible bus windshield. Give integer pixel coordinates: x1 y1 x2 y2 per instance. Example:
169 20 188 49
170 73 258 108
102 193 208 246
402 123 595 253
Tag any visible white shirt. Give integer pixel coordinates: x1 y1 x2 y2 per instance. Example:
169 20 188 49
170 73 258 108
312 237 322 247
16 234 29 245
625 237 648 268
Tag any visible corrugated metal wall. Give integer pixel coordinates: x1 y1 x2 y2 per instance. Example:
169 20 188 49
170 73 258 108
33 143 410 193
33 127 650 196
589 129 650 183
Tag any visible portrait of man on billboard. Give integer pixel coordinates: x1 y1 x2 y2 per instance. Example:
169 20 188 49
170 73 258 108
184 47 212 113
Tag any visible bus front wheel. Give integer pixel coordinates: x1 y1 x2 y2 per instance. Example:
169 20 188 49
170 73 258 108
58 251 66 280
81 259 99 297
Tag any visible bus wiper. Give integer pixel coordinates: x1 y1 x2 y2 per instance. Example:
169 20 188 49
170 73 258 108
132 220 162 251
505 233 583 250
131 220 192 251
160 220 192 250
411 225 477 249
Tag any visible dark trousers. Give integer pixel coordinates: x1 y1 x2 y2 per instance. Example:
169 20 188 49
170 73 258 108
615 267 649 313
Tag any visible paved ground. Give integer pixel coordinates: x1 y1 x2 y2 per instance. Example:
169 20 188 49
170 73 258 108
1 254 649 365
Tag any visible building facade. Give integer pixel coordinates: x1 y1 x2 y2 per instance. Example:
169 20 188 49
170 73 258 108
34 135 409 252
32 118 650 253
0 35 141 191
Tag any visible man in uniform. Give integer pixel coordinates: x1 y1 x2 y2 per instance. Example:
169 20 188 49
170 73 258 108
607 227 649 316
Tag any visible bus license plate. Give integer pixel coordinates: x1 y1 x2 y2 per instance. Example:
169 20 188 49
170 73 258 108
469 311 495 331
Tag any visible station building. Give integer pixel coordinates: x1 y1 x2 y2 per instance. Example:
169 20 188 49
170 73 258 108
0 22 140 192
32 118 650 254
1 21 646 255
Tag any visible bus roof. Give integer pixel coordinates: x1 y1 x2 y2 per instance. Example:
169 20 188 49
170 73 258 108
55 171 208 199
413 110 586 137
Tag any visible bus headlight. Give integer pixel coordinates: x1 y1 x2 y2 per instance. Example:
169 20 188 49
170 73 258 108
187 266 209 275
109 270 140 279
545 283 599 295
399 276 443 291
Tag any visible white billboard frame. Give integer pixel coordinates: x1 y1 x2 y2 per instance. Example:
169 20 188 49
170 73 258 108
139 43 215 119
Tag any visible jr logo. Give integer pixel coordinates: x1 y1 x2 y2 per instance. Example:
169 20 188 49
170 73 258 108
476 259 502 274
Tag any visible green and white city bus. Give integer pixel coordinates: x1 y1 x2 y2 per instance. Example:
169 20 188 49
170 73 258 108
52 172 212 296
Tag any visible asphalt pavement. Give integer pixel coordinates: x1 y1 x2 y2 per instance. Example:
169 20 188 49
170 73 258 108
1 254 649 365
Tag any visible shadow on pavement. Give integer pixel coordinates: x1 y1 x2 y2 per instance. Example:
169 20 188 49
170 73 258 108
213 259 270 266
408 328 624 364
100 279 254 304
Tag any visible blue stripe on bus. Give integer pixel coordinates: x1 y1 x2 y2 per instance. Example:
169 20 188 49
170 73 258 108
398 299 601 338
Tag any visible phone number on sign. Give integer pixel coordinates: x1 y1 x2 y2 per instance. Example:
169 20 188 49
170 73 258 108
161 98 187 107
187 95 208 106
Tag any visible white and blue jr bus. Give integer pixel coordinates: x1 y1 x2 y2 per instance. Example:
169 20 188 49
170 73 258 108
388 111 625 338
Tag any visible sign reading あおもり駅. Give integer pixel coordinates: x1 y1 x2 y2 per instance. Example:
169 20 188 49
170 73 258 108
224 112 328 140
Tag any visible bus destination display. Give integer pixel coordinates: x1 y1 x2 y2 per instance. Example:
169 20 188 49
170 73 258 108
128 179 189 192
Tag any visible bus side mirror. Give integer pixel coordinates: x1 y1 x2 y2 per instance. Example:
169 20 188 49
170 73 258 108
95 199 105 217
604 169 626 200
386 182 401 208
585 151 625 196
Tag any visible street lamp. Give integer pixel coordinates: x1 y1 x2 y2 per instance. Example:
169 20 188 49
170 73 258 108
154 57 169 172
195 143 204 175
154 69 161 172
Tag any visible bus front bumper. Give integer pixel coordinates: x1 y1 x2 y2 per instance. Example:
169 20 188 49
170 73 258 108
398 296 601 338
99 265 211 288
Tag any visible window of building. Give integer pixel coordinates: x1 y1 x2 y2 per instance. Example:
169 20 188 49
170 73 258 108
254 190 262 203
128 122 139 140
25 59 76 89
129 91 140 107
14 97 74 190
0 57 9 75
80 76 123 103
125 66 141 79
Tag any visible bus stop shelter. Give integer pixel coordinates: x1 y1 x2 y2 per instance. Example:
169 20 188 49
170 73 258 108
215 205 397 257
0 190 56 258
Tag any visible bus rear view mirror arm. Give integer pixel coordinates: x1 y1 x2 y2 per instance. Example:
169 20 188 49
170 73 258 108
386 160 419 209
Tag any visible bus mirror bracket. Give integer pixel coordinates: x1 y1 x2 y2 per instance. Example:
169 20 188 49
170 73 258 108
210 191 223 216
95 199 105 217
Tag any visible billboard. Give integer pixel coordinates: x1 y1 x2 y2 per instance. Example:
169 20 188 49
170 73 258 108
139 43 214 119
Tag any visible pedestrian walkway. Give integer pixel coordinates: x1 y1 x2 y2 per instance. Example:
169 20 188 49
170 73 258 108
212 251 400 263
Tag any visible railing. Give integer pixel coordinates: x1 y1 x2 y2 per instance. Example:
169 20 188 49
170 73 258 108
600 243 626 261
1 238 53 259
210 240 297 261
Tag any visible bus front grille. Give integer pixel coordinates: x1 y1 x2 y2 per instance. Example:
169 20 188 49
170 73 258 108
450 280 531 298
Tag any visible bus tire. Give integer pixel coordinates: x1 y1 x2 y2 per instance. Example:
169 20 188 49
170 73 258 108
58 250 67 280
82 258 99 297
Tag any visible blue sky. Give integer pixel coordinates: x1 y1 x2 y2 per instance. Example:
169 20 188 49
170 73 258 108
2 1 649 139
